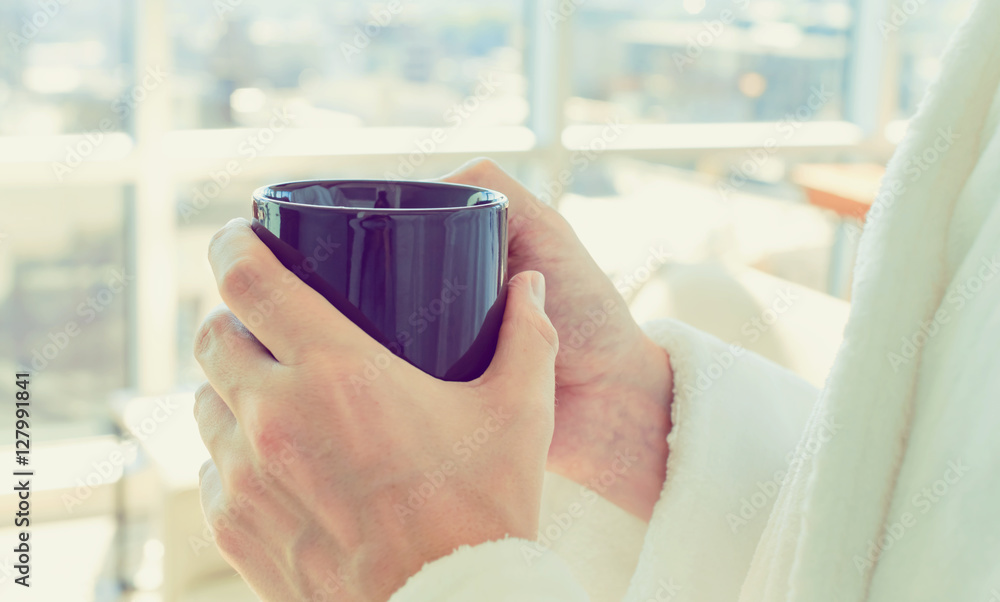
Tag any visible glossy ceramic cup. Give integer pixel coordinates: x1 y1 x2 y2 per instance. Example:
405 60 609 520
251 180 508 381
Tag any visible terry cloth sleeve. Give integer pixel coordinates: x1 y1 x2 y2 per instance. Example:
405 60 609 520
623 319 820 602
387 537 590 602
390 318 819 602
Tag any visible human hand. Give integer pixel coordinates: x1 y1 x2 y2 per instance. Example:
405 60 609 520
193 218 559 601
442 159 674 520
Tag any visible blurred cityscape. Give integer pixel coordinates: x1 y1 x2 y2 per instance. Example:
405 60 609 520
0 0 974 431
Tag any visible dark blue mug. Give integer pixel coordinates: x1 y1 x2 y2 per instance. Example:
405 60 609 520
251 180 508 381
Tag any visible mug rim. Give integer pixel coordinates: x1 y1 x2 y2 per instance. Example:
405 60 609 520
252 179 508 214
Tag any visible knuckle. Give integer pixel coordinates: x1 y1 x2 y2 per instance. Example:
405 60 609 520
289 529 321 568
193 322 214 360
464 157 501 182
193 381 214 418
512 278 558 353
207 219 247 255
194 381 214 403
199 459 214 483
218 258 263 302
212 521 249 560
205 491 253 559
250 419 293 466
531 311 560 353
193 308 234 358
207 225 229 257
228 464 259 497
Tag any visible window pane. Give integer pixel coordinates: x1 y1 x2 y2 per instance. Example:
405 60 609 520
895 0 975 119
169 0 528 130
3 186 128 437
0 0 130 136
568 0 851 124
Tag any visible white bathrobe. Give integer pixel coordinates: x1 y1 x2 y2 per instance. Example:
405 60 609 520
390 0 1000 599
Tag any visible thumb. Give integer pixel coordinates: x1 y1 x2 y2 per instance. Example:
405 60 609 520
480 271 559 397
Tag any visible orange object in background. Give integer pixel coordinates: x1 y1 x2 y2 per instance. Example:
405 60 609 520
790 163 887 298
791 163 887 221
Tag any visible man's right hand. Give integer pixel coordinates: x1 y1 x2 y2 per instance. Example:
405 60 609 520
441 159 674 521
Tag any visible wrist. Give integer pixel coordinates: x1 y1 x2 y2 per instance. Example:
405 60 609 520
547 335 673 521
360 465 544 599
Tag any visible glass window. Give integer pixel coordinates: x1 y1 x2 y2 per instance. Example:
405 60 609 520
2 186 128 438
895 0 975 119
567 0 852 124
0 0 130 136
169 0 528 130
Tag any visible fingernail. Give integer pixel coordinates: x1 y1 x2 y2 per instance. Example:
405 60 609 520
529 272 546 311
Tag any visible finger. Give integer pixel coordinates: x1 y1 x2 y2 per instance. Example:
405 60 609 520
200 453 303 552
438 158 553 234
207 218 364 364
199 460 224 507
194 304 278 409
194 381 238 456
193 383 265 499
199 464 297 602
478 271 558 406
200 461 262 551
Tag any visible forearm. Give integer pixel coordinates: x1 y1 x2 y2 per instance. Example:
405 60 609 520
546 334 673 521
